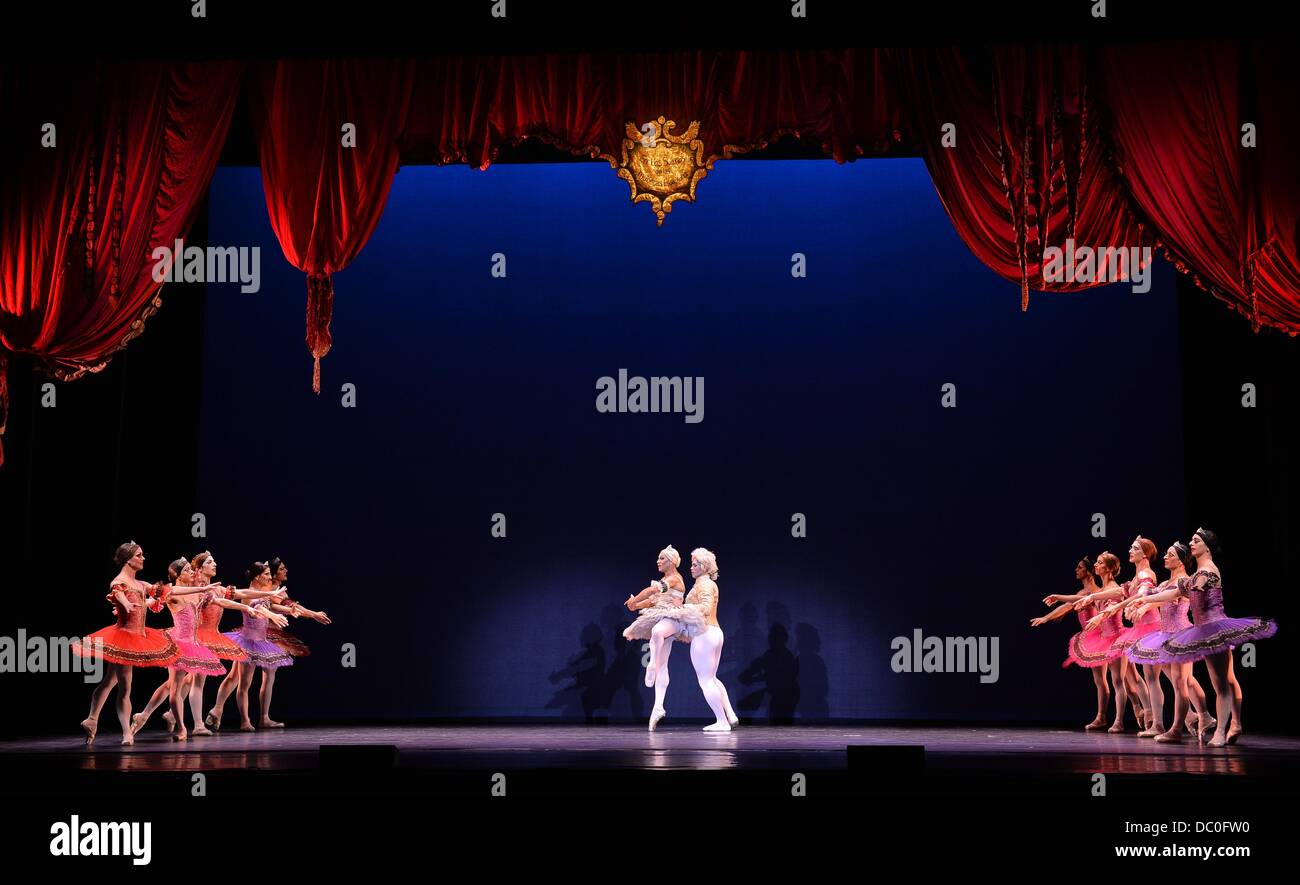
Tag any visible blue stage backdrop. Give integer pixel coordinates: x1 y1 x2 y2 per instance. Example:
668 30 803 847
200 158 1182 722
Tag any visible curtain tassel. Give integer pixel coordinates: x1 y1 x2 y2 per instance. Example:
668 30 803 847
306 272 334 395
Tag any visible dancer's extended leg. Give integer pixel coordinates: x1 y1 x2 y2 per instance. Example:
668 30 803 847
646 620 677 688
82 665 120 744
208 662 240 729
649 638 673 731
115 665 135 745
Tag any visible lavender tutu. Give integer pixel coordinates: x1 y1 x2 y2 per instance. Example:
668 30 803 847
1127 580 1192 664
1149 569 1277 664
224 600 293 669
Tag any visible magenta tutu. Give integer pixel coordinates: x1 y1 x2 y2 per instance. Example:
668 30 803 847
1063 595 1126 668
165 591 226 676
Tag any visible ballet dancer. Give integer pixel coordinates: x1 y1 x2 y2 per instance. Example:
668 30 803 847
72 541 203 745
1033 556 1112 730
1124 541 1216 743
130 557 282 739
682 547 738 732
206 561 295 732
1088 538 1162 734
1135 528 1277 746
623 545 688 730
257 557 331 728
1068 552 1147 732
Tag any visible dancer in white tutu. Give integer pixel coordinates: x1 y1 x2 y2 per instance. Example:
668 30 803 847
624 545 697 730
683 548 739 732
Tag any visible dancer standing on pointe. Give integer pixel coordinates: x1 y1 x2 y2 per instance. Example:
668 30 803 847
72 542 184 746
206 561 295 731
1033 557 1112 730
131 557 284 739
1124 541 1216 743
257 557 331 728
1068 552 1147 732
1136 528 1277 746
1088 538 1162 734
682 547 738 732
623 545 688 731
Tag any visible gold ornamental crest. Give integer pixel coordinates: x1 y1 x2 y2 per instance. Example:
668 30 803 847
607 117 711 226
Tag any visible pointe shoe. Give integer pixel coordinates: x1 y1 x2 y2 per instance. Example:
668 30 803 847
204 710 221 732
130 713 149 737
727 714 740 728
1225 728 1242 746
1207 733 1228 747
1107 721 1126 734
648 708 666 732
644 664 657 688
239 722 256 732
1198 714 1217 744
1136 728 1157 738
259 718 285 729
1084 717 1108 731
703 722 732 732
1154 729 1183 743
190 725 213 737
172 727 188 742
80 717 98 746
162 710 176 733
120 735 134 747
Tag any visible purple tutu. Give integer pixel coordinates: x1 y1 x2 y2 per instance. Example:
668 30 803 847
224 600 293 669
1152 617 1278 664
224 629 294 669
1148 568 1278 663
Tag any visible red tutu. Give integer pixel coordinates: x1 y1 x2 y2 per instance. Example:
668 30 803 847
196 591 248 661
74 582 177 667
267 626 310 657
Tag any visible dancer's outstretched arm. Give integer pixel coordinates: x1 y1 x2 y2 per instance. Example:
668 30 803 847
220 585 288 601
1043 591 1091 605
1127 585 1187 608
1030 603 1075 626
211 597 277 619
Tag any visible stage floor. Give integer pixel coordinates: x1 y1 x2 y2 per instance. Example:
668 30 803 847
4 723 1300 778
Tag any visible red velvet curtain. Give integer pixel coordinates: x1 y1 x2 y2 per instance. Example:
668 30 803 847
4 49 1299 467
253 60 416 392
0 61 242 464
1101 43 1300 334
895 46 1150 309
400 51 904 168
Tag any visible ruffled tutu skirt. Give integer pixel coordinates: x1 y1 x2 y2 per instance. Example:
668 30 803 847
623 603 689 642
1109 620 1161 655
197 625 249 661
72 625 177 668
1150 617 1277 664
1126 628 1183 664
224 630 294 669
268 626 310 657
1063 628 1125 668
165 630 227 676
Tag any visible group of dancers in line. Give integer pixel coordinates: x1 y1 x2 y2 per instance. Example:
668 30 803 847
71 541 331 745
621 545 739 732
1031 528 1277 747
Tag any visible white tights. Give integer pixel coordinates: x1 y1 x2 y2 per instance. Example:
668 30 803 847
690 626 737 731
